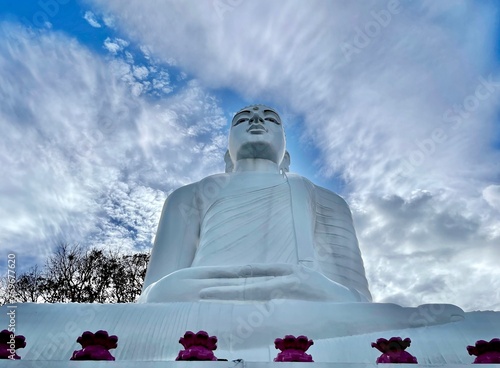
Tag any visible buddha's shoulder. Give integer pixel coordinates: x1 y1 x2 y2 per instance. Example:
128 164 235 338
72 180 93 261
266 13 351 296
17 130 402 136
164 181 199 204
168 174 228 193
286 173 349 207
286 173 314 187
167 174 232 200
194 173 233 189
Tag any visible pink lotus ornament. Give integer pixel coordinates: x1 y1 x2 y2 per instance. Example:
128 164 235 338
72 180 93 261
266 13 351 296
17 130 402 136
0 330 26 360
70 330 118 361
371 337 418 364
176 330 218 361
467 338 500 364
274 335 314 362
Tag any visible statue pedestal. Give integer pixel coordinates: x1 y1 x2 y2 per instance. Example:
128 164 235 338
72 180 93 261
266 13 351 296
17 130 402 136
2 363 499 368
1 301 498 363
3 362 499 368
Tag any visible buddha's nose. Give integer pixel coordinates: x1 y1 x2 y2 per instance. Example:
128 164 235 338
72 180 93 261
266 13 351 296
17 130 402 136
249 113 264 124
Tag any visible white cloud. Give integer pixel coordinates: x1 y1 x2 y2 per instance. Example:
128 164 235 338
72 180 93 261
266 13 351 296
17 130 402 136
102 15 115 28
353 191 500 311
103 37 173 97
83 10 101 28
0 22 227 269
103 36 129 54
133 65 149 80
483 184 500 210
86 0 500 310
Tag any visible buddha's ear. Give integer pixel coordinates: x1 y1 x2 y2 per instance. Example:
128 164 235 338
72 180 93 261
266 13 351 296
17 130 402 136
224 150 234 173
280 151 290 173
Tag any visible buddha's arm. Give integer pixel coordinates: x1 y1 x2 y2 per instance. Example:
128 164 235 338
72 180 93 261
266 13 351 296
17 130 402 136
142 184 200 290
314 185 372 302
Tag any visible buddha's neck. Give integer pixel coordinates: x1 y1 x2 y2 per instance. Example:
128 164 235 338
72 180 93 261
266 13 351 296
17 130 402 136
234 159 280 173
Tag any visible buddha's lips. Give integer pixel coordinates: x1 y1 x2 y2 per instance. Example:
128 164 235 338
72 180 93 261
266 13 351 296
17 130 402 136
247 125 268 133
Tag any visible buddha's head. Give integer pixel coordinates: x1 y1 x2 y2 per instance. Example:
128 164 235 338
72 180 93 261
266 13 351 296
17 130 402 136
225 104 289 173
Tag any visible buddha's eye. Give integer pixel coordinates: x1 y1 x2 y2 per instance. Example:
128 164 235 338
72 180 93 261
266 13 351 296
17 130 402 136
233 118 248 126
265 117 280 125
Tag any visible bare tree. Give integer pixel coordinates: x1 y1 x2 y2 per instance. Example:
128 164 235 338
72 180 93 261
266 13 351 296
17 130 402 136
0 275 13 305
111 252 149 303
41 243 87 303
12 265 44 303
0 243 150 304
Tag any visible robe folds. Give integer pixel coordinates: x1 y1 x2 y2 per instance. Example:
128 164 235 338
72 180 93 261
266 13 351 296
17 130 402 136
191 172 372 302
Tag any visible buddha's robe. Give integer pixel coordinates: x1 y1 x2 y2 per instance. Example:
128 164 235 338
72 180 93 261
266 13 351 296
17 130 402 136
192 173 297 267
140 172 371 303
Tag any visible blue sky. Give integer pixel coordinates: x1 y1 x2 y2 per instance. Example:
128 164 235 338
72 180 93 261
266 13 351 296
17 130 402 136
1 0 499 311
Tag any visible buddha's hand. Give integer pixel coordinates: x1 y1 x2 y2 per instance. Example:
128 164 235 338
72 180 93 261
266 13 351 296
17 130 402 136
139 264 361 303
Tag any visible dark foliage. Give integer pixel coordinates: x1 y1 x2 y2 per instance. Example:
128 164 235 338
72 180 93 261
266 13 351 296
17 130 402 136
1 243 150 304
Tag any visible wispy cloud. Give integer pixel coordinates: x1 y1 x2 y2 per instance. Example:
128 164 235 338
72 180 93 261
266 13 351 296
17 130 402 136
83 10 101 28
103 36 128 53
0 22 227 268
483 184 500 211
103 37 173 97
83 10 102 28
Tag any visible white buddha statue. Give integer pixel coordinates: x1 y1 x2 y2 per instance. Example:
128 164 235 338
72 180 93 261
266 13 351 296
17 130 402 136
5 105 480 364
139 104 371 303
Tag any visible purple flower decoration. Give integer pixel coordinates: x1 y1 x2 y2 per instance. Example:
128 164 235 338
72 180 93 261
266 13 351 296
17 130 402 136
70 330 118 361
176 330 218 361
467 338 500 364
274 335 314 362
0 330 26 360
371 337 418 364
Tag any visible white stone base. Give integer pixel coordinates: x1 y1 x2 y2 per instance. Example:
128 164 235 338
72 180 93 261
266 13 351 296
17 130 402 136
1 302 498 364
3 362 500 368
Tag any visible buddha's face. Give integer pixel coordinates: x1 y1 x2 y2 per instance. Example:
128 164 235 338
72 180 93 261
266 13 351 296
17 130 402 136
228 105 286 164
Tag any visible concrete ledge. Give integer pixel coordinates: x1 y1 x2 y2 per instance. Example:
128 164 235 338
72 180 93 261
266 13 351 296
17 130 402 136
1 362 495 368
2 303 498 364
